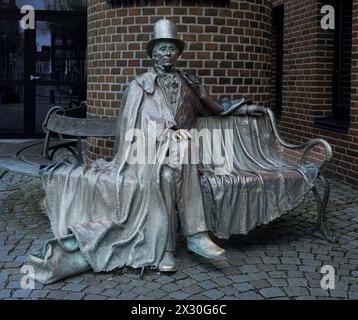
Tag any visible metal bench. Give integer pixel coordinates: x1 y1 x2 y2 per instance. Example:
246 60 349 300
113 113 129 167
0 102 117 181
0 104 335 243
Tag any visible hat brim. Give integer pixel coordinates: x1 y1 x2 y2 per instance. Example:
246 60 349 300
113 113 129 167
147 38 185 58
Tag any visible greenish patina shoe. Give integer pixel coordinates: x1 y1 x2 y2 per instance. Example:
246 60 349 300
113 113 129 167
28 234 91 284
187 232 225 259
158 251 177 272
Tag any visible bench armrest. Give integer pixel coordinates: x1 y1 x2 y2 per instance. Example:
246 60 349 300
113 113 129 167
266 109 333 168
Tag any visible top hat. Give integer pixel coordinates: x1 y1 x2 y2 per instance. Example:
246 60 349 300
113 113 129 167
146 19 185 58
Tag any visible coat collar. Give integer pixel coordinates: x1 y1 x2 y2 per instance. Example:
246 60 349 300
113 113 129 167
134 69 194 94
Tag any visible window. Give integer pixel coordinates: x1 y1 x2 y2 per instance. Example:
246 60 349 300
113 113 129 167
315 0 352 133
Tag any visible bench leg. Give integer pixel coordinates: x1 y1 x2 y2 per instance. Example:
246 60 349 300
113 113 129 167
307 174 336 243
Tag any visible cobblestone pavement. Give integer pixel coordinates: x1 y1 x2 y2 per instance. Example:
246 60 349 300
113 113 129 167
0 170 357 300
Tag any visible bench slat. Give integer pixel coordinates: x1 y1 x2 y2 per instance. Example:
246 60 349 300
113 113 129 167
46 113 117 137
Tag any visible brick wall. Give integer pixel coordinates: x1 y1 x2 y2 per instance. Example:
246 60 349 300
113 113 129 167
272 0 358 186
86 0 273 161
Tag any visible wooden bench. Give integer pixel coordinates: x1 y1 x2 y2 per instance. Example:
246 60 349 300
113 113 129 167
0 104 335 243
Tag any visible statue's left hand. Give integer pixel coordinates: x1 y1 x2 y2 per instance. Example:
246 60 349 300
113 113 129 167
232 104 266 116
247 105 266 115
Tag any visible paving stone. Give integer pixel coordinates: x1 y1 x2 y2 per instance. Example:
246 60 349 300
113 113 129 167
283 287 309 297
329 289 348 298
63 292 86 300
212 277 233 286
117 292 138 300
83 294 107 300
85 286 105 295
162 282 182 293
287 278 308 287
229 275 251 283
46 290 66 299
251 280 270 290
12 289 31 298
348 291 358 299
309 288 330 297
203 289 225 300
233 282 254 292
268 271 287 278
182 285 203 295
259 287 286 298
187 294 210 300
236 291 264 300
191 272 211 281
61 283 87 292
169 291 190 300
268 278 288 287
262 257 280 264
239 265 259 273
281 258 301 265
155 275 175 284
299 265 316 272
6 280 22 290
29 290 50 299
149 289 167 299
0 290 11 299
249 272 269 280
199 280 217 290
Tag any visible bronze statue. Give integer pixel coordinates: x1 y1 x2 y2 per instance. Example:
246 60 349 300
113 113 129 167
28 19 263 283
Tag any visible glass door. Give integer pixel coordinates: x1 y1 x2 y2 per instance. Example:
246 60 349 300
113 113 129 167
0 2 86 138
31 19 87 134
0 18 26 135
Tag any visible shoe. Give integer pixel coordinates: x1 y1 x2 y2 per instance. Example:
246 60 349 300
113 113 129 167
158 251 177 272
187 232 225 259
28 235 91 284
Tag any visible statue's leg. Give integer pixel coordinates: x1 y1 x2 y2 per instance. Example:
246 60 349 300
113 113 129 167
159 166 178 272
176 164 207 236
178 164 225 259
307 174 336 243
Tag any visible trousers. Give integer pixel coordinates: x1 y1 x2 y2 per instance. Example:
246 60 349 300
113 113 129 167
160 162 208 252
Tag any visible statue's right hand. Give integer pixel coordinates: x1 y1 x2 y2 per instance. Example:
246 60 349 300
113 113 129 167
171 129 192 141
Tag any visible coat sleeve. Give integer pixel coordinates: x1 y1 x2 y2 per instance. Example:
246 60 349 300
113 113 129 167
182 72 263 117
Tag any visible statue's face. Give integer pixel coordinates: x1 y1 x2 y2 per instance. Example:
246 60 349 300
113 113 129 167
152 41 179 70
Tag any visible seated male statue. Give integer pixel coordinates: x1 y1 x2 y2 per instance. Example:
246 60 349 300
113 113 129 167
29 19 264 283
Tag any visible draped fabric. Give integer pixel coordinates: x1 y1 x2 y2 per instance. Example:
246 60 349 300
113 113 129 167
197 115 319 239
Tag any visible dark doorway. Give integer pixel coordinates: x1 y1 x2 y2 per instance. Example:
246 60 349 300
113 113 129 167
272 5 284 120
0 1 86 138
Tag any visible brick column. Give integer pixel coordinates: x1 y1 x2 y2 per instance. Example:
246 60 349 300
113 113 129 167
86 0 273 161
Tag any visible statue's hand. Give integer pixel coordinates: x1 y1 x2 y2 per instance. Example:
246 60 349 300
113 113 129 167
247 105 266 115
233 104 266 116
171 129 192 141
